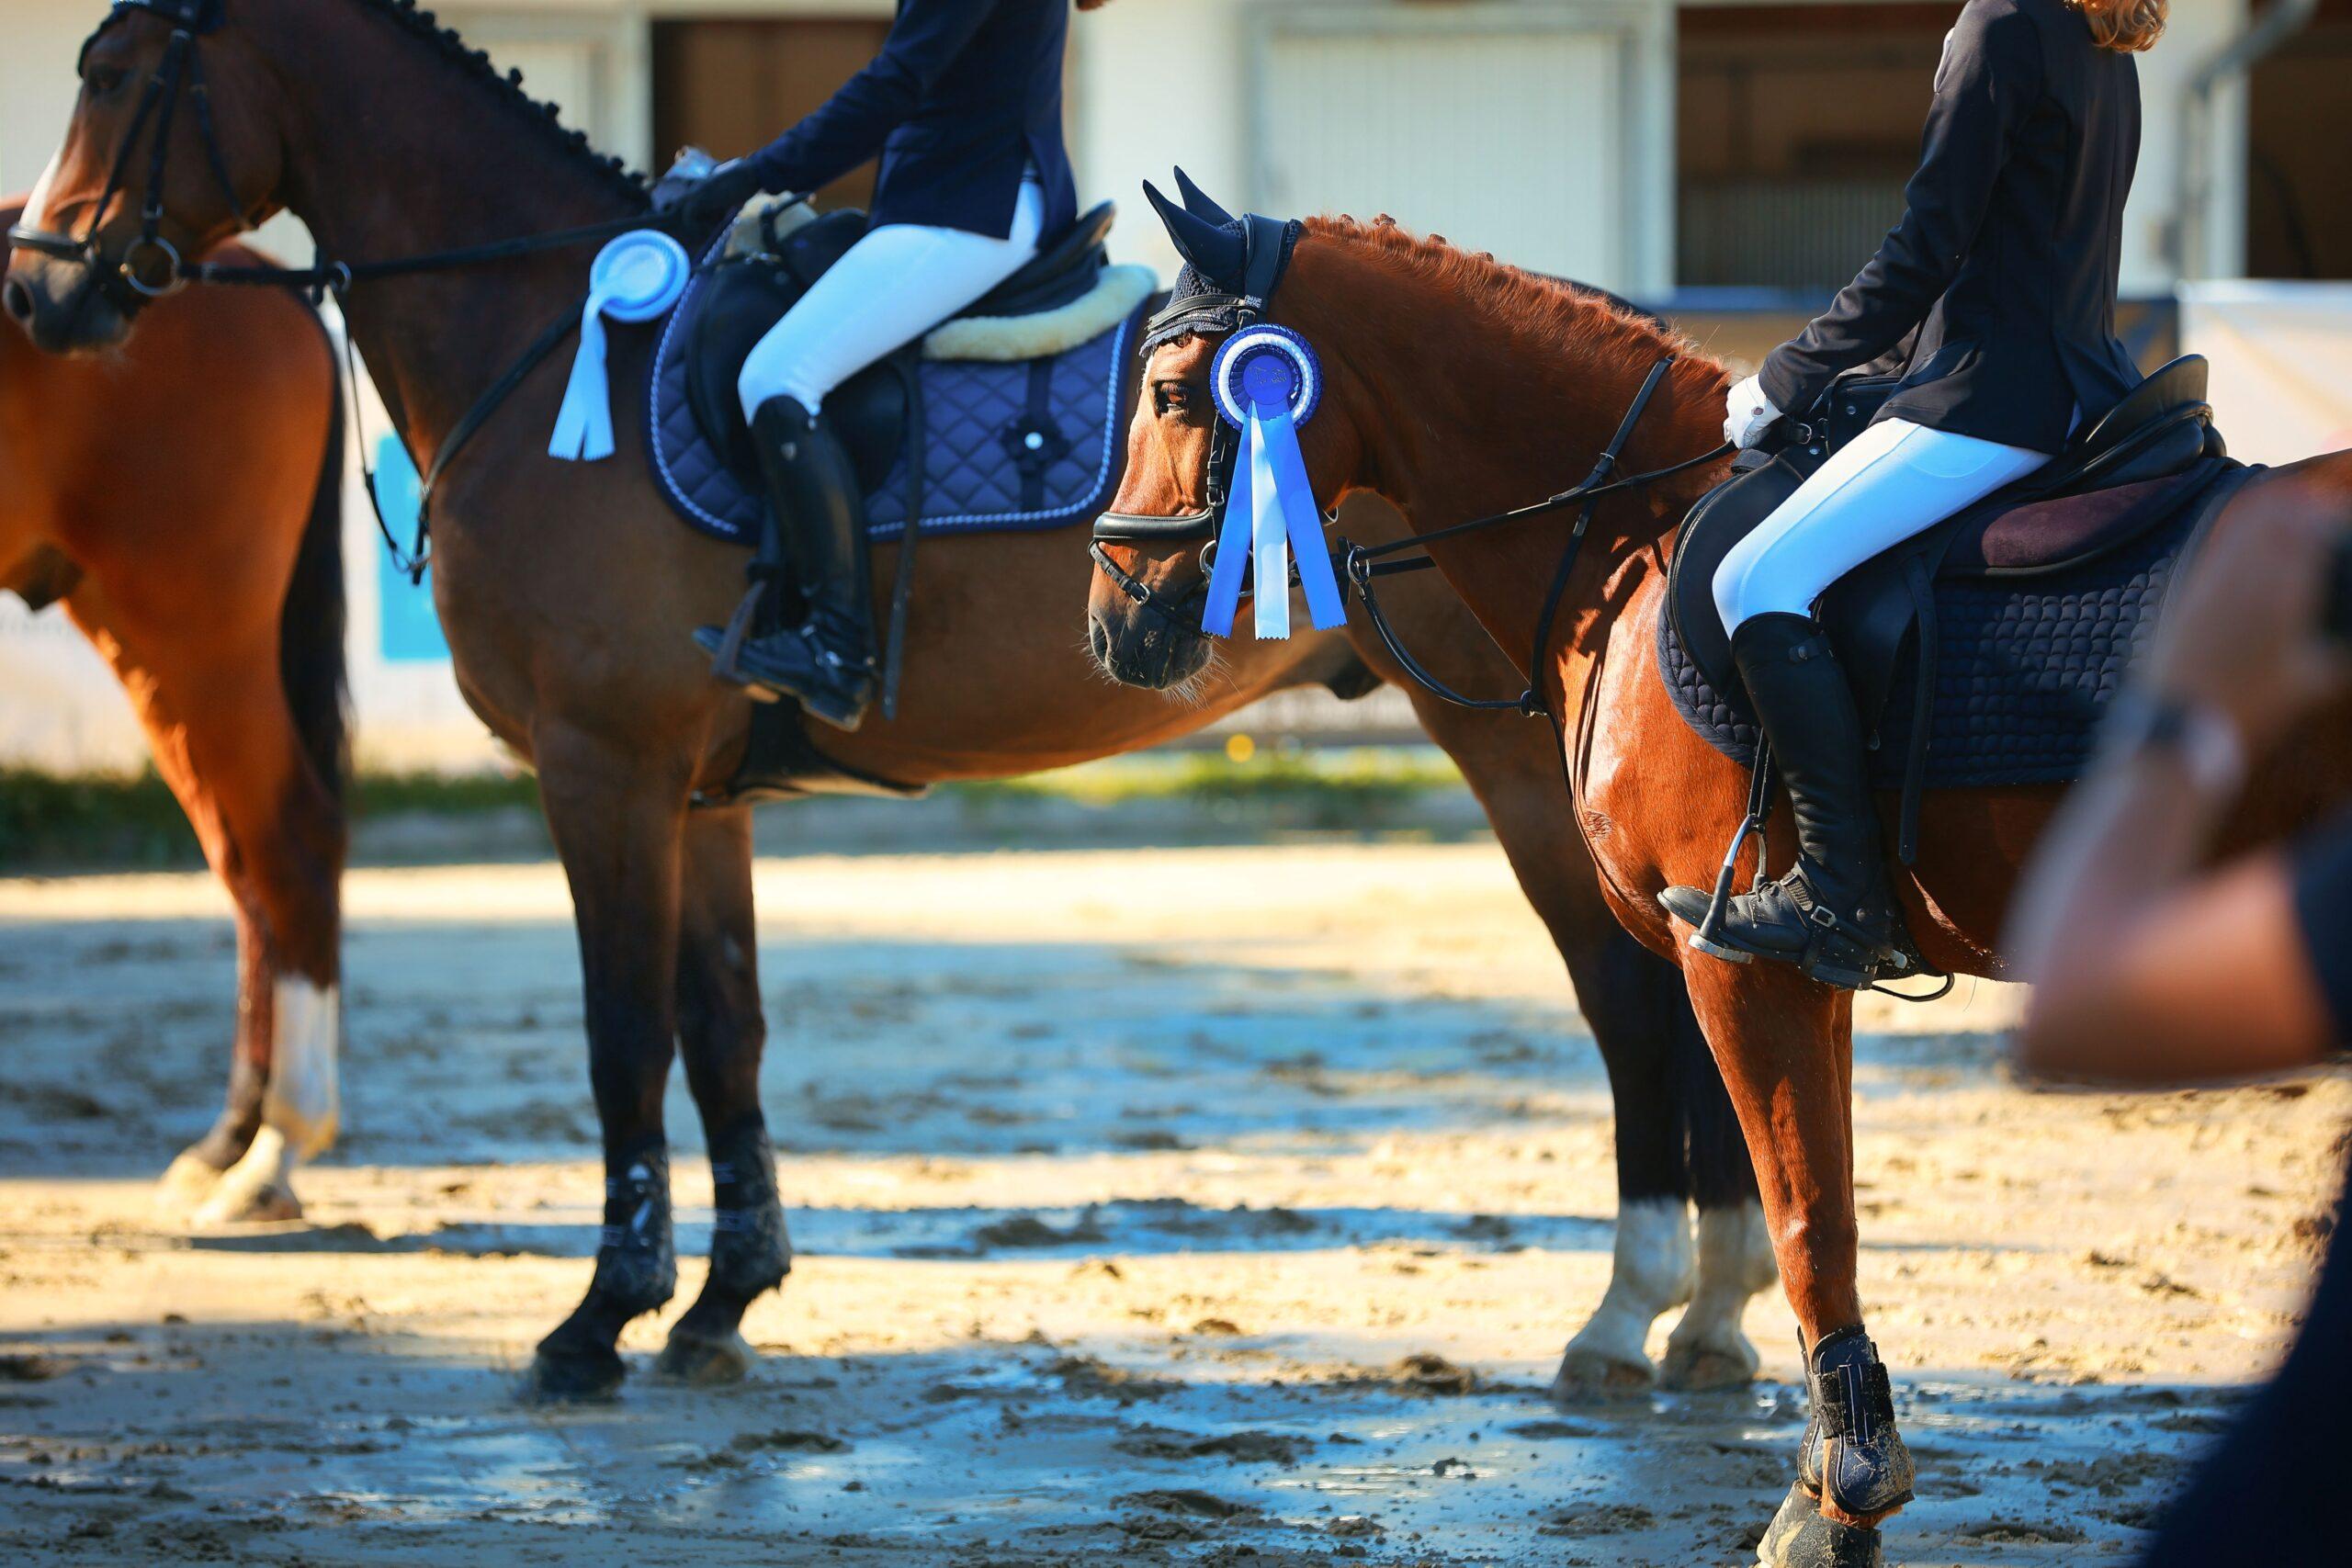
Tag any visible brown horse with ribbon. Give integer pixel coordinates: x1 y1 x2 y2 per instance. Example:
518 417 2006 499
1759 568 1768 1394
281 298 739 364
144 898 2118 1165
6 0 1779 1407
0 201 345 1226
1088 186 2352 1564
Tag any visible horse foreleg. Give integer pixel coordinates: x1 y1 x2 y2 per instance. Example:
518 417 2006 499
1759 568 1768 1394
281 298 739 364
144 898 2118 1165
522 727 692 1404
658 806 792 1386
1681 956 1907 1562
80 608 345 1225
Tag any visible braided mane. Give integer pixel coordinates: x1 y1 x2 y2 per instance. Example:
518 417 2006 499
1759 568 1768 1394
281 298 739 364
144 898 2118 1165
354 0 649 204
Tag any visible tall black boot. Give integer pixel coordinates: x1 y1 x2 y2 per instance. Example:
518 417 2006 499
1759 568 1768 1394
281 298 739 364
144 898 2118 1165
1659 613 1902 989
695 397 877 730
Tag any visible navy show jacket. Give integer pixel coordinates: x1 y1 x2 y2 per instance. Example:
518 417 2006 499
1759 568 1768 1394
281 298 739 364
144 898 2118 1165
1758 0 2144 453
743 0 1079 242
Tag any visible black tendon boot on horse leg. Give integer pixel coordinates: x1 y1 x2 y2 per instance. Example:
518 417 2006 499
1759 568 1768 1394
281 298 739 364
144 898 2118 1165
525 1140 677 1402
1662 614 1904 989
1758 1326 1914 1565
695 397 878 729
657 1115 793 1384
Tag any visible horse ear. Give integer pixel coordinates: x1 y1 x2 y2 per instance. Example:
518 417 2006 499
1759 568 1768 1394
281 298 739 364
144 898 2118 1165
1171 166 1235 228
1144 180 1246 288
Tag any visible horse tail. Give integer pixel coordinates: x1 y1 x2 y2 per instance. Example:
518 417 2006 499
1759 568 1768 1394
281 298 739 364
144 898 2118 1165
279 338 350 807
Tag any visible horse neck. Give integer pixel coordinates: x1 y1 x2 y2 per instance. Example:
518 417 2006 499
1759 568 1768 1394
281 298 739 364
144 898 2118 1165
1287 240 1726 680
252 0 643 459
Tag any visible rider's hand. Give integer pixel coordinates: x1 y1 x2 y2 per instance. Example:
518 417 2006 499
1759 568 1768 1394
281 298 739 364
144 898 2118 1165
656 159 766 228
1724 375 1782 449
2142 478 2352 754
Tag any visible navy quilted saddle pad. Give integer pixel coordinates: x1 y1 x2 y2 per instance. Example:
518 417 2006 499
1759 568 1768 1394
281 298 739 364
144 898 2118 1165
649 246 1143 547
1658 461 2251 790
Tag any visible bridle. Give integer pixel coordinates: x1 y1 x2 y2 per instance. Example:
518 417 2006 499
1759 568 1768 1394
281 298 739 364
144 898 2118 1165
1091 213 1308 637
1089 209 1731 718
10 0 244 305
8 0 682 582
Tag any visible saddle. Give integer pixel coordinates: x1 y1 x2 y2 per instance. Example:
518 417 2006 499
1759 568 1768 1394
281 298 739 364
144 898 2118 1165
684 200 1119 491
1664 355 2243 859
666 198 1136 810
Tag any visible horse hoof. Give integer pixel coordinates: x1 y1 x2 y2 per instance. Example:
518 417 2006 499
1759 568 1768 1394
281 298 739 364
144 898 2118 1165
1548 1346 1657 1404
1756 1483 1883 1568
654 1327 757 1387
190 1176 302 1227
1661 1333 1760 1392
155 1150 228 1215
518 1346 627 1405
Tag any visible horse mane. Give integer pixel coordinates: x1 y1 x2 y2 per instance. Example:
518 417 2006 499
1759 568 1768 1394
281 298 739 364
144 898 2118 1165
1303 214 1721 386
352 0 649 204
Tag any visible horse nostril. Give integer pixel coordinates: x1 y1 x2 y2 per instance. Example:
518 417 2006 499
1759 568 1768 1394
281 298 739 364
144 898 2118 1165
3 278 36 328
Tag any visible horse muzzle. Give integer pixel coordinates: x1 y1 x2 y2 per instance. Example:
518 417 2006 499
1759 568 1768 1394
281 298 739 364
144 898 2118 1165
3 247 134 355
1087 596 1213 693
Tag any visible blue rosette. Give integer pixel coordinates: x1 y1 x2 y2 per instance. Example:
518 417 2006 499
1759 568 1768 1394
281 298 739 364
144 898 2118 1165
1200 325 1347 639
549 230 691 463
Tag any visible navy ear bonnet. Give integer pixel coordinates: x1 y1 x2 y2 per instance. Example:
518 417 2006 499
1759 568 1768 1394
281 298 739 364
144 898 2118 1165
1140 168 1302 355
83 0 225 73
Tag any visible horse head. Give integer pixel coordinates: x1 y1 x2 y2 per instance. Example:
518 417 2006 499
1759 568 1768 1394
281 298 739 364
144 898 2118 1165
7 0 283 353
1087 171 1363 692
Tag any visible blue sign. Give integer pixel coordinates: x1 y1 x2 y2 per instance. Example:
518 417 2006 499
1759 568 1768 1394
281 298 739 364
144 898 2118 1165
372 433 449 663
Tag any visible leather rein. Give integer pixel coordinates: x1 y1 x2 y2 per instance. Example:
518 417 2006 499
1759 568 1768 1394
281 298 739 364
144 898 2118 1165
1090 213 1728 718
7 0 677 581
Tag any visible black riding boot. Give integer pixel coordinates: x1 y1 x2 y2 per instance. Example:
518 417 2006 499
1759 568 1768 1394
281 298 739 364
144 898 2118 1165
695 397 877 730
1659 612 1903 988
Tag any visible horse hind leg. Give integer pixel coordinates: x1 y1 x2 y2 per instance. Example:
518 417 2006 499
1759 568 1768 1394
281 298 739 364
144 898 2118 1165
1661 999 1777 1392
1548 927 1698 1399
90 625 344 1226
657 807 792 1387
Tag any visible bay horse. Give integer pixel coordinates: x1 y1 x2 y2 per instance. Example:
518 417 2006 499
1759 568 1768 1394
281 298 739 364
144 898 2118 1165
1089 201 2352 1560
0 203 345 1229
5 0 1771 1405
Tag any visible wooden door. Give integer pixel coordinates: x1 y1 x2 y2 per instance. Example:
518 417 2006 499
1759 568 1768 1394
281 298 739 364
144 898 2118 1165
652 19 894 213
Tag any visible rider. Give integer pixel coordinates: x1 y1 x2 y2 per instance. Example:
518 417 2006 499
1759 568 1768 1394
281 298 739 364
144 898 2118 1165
660 1 1110 728
1668 0 2162 985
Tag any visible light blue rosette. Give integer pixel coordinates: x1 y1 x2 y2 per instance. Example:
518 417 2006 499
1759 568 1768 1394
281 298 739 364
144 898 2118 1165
549 230 691 462
1201 325 1348 639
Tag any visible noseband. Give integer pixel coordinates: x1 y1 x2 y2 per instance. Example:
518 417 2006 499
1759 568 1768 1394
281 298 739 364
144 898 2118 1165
9 0 243 304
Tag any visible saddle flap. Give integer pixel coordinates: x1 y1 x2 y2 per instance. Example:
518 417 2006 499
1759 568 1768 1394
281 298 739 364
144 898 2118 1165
683 253 907 493
1665 455 1810 713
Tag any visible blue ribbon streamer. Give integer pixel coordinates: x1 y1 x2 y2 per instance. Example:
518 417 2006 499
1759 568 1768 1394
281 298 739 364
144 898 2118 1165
548 311 615 461
1201 388 1347 639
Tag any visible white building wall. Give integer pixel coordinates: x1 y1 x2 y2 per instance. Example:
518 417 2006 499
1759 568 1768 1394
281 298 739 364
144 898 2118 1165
0 0 2289 773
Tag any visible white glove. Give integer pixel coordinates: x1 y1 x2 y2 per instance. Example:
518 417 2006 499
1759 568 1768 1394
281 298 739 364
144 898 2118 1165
1724 376 1783 449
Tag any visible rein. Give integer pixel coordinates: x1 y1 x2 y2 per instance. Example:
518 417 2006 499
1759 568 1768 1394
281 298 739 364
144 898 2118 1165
1344 363 1730 718
8 0 680 582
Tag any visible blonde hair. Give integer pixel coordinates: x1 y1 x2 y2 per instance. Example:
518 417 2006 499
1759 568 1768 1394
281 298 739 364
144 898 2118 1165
2071 0 2166 52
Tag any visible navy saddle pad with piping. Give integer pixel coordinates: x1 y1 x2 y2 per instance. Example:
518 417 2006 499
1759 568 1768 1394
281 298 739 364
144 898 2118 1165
1657 459 2252 790
648 231 1143 547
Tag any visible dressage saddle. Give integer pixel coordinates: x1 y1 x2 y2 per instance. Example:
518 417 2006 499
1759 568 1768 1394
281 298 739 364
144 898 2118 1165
683 200 1118 491
1667 355 2235 858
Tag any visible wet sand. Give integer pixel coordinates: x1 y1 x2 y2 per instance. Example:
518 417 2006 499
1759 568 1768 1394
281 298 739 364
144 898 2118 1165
0 843 2343 1565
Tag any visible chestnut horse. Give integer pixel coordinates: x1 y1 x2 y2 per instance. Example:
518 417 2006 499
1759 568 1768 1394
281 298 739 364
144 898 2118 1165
6 0 1770 1404
0 205 345 1228
1088 206 2352 1560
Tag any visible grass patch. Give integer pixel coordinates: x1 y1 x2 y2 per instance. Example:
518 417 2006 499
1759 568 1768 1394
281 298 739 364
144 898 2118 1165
1 749 1469 871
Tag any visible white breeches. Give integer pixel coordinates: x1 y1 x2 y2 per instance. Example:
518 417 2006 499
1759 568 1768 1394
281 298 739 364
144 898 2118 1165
737 175 1046 421
1712 417 2051 633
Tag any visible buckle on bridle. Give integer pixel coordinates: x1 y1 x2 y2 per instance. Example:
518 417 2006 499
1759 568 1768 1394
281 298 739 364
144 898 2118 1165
118 232 186 298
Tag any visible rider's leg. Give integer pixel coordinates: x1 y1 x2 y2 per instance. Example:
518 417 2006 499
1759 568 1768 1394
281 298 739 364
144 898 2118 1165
699 180 1046 725
1662 419 2047 983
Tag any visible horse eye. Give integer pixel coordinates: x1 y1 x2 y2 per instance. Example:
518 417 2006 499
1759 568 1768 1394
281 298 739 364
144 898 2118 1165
85 64 129 96
1156 383 1196 418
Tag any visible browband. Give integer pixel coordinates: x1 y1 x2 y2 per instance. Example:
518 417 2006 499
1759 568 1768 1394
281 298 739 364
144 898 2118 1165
82 0 223 73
